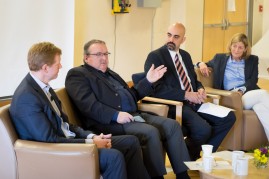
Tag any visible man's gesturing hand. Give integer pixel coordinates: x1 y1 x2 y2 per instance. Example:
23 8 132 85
146 64 167 83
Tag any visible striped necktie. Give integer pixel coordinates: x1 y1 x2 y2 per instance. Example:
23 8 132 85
175 54 192 92
46 87 76 138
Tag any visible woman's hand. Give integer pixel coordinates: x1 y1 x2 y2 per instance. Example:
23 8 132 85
199 62 211 77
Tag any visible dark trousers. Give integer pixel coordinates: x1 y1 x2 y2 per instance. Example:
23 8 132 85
99 135 150 179
99 148 126 179
112 135 150 179
122 113 190 177
182 103 236 160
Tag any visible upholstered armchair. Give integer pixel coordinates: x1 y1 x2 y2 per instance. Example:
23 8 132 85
0 104 99 179
195 67 268 150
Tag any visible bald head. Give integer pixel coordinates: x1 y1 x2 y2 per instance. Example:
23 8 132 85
168 23 186 35
166 22 186 51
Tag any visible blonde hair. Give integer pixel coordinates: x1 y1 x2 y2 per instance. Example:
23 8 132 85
227 33 251 59
28 42 61 71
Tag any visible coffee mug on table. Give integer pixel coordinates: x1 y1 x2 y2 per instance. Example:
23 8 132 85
235 156 249 176
232 151 245 172
203 156 214 173
202 144 213 157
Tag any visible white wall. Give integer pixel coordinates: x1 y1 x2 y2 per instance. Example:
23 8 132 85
74 0 175 82
73 0 203 82
0 0 74 96
1 0 268 96
252 0 269 79
252 0 264 45
263 0 269 34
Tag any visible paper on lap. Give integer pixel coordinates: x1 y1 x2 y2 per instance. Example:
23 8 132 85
197 102 234 117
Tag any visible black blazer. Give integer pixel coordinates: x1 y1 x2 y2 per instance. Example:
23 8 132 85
9 73 91 143
144 45 203 101
65 64 154 134
206 53 260 92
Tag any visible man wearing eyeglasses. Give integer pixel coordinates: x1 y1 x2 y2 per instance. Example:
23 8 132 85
9 41 151 179
65 39 191 179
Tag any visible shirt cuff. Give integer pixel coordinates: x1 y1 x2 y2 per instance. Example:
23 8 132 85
112 112 119 122
86 134 96 139
238 86 246 93
85 139 94 144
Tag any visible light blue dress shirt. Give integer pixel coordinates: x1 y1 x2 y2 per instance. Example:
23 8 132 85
223 56 246 92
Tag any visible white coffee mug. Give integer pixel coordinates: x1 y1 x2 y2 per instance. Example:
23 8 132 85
202 144 213 157
203 156 214 173
232 151 244 172
235 156 249 176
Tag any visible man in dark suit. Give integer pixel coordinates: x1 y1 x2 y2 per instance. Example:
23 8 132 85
65 39 191 179
9 42 150 179
144 22 236 161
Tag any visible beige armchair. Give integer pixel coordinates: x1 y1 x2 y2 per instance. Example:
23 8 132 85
195 67 268 150
0 97 11 107
0 104 99 179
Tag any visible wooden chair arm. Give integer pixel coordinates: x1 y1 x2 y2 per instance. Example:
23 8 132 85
138 103 169 117
206 94 221 105
141 96 183 125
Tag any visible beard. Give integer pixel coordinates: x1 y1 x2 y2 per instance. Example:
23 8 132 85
166 42 176 51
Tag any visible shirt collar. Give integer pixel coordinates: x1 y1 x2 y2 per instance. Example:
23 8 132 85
168 49 178 61
228 56 245 64
29 72 50 93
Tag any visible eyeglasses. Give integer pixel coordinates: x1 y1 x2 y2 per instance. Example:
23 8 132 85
87 52 111 57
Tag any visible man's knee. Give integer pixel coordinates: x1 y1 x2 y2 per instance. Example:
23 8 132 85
163 118 183 136
125 135 140 150
192 124 212 143
99 148 124 166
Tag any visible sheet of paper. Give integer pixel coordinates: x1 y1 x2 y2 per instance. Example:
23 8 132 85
197 102 234 117
184 161 232 170
212 151 254 162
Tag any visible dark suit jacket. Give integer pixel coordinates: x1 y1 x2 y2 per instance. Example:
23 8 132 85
144 45 203 101
205 53 260 92
65 64 154 134
9 73 91 143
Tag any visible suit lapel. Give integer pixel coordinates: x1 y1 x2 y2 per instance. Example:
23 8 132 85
26 74 63 125
220 55 229 75
84 65 117 91
219 55 229 87
26 73 49 102
160 46 179 81
244 57 251 80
